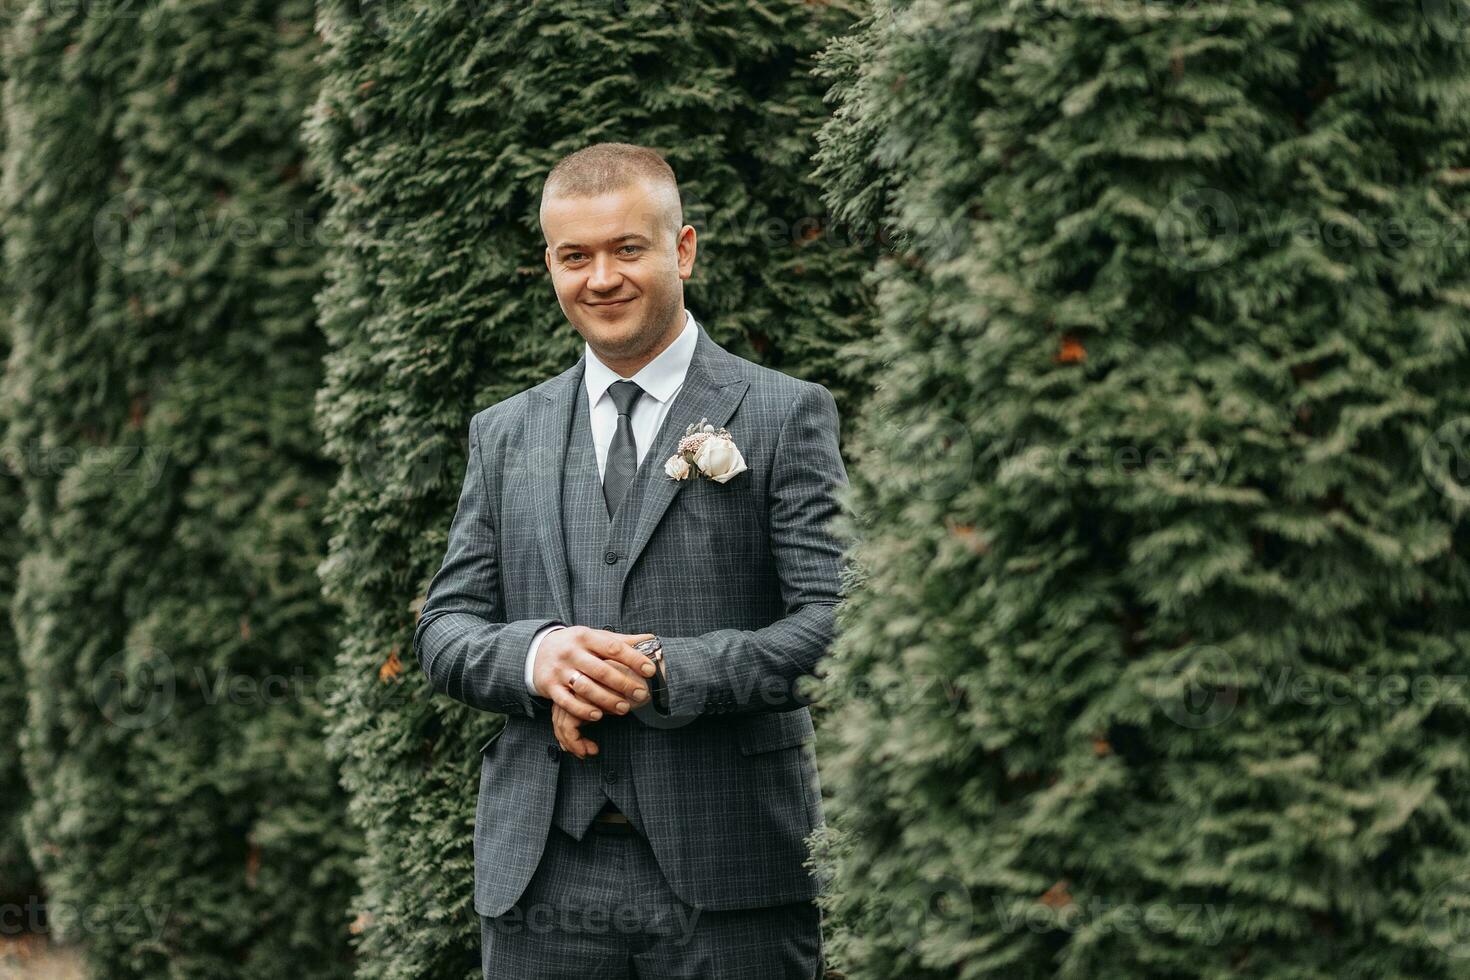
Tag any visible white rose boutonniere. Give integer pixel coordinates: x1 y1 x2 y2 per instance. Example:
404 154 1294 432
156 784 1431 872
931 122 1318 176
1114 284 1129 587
664 417 748 484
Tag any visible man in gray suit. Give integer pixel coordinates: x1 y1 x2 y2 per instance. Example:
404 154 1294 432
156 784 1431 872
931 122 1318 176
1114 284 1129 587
414 142 847 977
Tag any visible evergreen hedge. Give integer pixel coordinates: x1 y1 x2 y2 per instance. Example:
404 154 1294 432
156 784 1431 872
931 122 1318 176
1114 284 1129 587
809 1 1470 977
1 2 356 975
0 0 39 912
306 0 873 975
0 403 35 907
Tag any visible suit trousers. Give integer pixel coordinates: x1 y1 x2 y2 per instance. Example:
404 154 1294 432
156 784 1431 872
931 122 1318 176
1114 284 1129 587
481 822 823 978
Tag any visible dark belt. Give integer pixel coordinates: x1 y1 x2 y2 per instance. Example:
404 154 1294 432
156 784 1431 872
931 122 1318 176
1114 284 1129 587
592 803 637 836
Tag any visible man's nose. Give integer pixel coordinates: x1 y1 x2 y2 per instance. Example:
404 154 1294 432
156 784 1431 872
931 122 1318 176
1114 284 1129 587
588 253 620 291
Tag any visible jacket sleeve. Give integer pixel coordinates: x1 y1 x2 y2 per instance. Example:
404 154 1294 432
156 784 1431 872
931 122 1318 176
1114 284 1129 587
637 382 849 723
414 410 561 719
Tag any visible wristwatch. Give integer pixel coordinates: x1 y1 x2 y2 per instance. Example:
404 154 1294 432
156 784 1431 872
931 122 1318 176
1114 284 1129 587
633 636 667 713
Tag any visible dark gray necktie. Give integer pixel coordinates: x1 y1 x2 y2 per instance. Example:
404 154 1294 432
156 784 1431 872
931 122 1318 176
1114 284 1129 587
602 379 645 518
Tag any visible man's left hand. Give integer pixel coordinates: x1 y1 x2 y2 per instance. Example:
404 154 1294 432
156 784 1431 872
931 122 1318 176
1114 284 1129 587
553 660 648 758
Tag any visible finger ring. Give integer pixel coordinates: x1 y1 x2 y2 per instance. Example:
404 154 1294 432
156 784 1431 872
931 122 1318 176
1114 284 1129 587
568 670 581 690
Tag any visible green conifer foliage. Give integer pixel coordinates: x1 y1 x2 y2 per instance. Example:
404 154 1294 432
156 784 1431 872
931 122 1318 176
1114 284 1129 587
810 1 1470 976
306 0 873 974
0 0 40 912
0 392 35 907
1 2 356 975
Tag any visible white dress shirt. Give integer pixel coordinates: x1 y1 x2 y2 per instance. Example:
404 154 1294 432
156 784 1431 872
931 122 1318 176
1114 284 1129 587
524 307 700 695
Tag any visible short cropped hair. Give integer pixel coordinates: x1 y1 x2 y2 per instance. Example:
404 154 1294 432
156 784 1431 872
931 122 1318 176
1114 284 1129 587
540 142 684 245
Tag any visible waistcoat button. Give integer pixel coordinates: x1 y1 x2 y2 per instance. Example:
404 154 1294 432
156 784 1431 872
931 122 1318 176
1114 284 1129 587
604 551 619 564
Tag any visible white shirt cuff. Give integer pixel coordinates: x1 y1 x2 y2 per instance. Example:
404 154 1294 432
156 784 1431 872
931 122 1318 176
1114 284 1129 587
525 623 567 696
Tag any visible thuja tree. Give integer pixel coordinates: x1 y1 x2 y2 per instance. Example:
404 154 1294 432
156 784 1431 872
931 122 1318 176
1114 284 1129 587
0 497 36 911
1 1 357 975
808 0 1470 977
0 345 36 908
306 0 874 975
0 0 39 911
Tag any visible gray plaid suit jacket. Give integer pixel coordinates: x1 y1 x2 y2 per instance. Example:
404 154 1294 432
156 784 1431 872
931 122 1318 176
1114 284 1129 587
414 321 848 917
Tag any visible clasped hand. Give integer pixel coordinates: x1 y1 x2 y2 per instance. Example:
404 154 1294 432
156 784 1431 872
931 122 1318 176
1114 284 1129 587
531 625 658 758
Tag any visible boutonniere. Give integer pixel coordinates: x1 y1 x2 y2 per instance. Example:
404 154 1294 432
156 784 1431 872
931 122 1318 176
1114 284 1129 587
663 417 749 484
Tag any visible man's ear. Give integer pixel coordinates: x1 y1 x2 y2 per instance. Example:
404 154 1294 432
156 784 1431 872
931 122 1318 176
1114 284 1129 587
676 224 699 279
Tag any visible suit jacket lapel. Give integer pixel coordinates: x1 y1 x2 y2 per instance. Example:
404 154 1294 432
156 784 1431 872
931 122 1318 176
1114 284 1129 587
622 326 748 577
527 357 582 628
527 322 750 627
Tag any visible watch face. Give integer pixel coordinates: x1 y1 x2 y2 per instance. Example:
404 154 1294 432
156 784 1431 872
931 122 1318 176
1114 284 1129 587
633 637 661 655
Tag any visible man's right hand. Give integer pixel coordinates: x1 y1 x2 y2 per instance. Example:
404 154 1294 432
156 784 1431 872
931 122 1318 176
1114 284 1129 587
532 626 656 723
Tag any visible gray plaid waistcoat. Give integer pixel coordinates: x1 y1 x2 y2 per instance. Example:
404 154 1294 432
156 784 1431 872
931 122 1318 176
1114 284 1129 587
550 385 649 840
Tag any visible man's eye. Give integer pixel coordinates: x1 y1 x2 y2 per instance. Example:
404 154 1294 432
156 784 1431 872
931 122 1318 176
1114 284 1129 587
619 246 641 255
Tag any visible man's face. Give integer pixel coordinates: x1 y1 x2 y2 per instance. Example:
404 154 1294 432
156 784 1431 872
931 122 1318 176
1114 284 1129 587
542 178 696 365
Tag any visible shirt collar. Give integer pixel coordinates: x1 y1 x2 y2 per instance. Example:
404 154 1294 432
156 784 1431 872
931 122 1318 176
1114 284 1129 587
583 307 698 409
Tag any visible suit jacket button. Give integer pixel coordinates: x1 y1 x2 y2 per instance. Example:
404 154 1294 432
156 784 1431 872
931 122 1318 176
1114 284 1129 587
604 551 619 564
547 744 559 759
600 623 615 631
603 767 619 784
